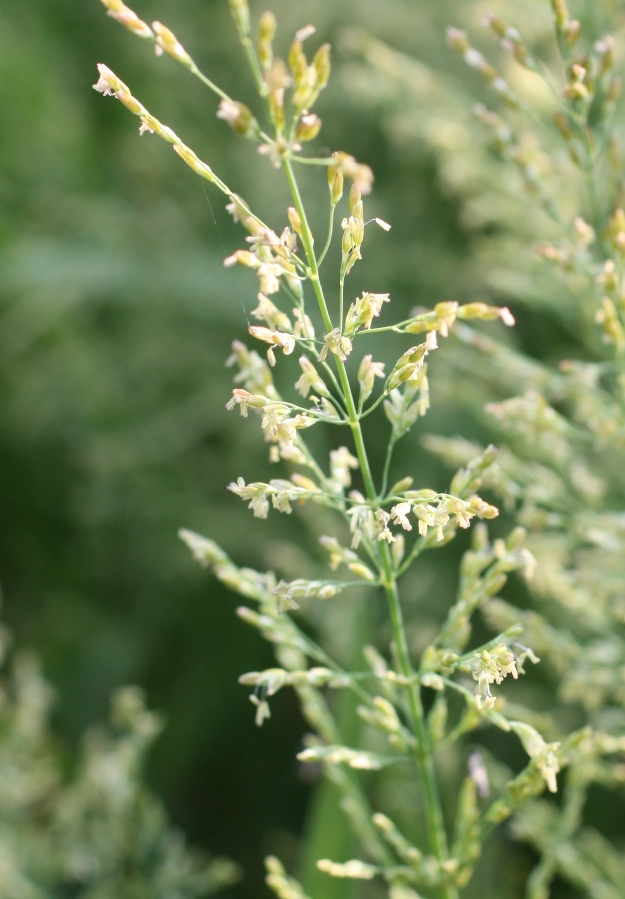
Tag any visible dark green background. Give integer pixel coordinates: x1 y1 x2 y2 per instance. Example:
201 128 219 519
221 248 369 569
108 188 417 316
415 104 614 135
0 0 603 896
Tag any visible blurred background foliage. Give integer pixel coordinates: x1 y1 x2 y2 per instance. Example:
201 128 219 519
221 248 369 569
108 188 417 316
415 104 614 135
1 0 623 896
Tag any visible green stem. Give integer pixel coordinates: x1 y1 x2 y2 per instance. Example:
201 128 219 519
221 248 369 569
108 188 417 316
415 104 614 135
240 34 267 99
358 390 391 421
291 155 335 166
383 579 456 887
319 362 349 414
282 158 333 332
283 154 457 899
339 276 346 333
188 62 275 145
318 204 337 267
338 339 458 899
380 435 397 498
188 61 235 103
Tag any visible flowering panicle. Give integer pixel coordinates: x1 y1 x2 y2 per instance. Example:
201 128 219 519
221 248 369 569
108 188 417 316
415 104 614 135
95 2 622 896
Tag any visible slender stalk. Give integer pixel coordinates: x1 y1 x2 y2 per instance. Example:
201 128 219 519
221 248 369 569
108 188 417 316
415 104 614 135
380 435 397 498
188 62 235 104
282 159 333 333
357 390 391 421
339 276 346 332
320 361 350 413
188 62 275 145
291 155 335 166
346 391 458 899
382 578 456 894
282 153 457 898
336 368 457 898
239 35 266 99
318 204 337 267
342 378 456 897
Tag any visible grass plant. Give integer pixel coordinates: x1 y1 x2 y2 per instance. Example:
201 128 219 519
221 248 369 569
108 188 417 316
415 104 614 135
93 1 625 895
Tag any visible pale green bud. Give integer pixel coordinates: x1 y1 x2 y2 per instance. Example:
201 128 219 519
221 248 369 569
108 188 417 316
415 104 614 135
316 859 376 879
173 144 215 181
287 206 302 234
452 777 480 885
100 0 154 39
391 533 405 567
179 528 229 567
349 216 364 247
332 151 374 196
228 0 250 36
446 27 471 54
506 526 527 550
295 112 322 142
550 0 569 29
115 90 147 116
347 561 376 582
349 183 362 214
596 297 625 348
390 477 413 494
328 165 344 205
357 354 385 404
257 11 276 71
565 18 581 46
428 696 448 744
217 99 260 140
152 21 193 67
312 43 331 89
288 40 307 84
388 344 428 390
